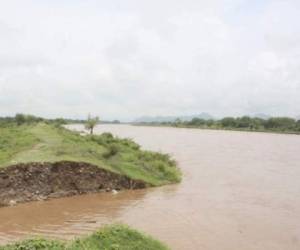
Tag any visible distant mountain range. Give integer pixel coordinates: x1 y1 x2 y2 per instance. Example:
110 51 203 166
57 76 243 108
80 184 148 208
133 113 214 123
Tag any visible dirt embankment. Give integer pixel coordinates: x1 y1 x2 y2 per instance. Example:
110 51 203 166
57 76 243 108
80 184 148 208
0 161 147 206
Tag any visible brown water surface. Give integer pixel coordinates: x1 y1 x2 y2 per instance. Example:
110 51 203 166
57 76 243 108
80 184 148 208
1 125 300 250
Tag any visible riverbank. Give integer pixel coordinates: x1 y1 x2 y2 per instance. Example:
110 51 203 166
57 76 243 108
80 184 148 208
133 123 300 135
0 161 146 206
0 123 181 206
0 224 169 250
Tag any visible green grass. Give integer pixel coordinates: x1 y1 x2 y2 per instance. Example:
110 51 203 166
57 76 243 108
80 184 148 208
0 125 40 165
0 123 181 186
0 224 169 250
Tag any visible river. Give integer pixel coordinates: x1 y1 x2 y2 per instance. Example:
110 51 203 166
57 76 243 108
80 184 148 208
1 125 300 250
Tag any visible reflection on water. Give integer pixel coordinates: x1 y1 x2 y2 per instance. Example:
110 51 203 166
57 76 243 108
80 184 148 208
1 125 300 250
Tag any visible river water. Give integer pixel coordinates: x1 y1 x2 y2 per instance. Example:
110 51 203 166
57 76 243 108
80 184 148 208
1 125 300 250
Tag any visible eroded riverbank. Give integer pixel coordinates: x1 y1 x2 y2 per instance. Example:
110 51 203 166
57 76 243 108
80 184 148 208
0 161 147 207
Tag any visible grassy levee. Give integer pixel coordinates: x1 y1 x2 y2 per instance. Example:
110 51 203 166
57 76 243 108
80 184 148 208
0 126 40 165
0 123 181 186
0 224 169 250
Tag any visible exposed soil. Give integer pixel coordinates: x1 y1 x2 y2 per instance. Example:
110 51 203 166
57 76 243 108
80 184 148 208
0 161 147 206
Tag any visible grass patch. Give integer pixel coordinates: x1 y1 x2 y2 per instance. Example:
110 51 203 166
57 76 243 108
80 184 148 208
0 224 169 250
0 125 40 165
0 123 181 186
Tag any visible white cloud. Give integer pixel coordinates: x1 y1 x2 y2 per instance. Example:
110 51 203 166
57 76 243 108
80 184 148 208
0 0 299 120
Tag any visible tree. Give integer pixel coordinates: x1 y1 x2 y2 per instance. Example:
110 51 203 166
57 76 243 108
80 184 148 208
15 113 26 125
85 114 99 135
220 117 236 128
174 118 182 127
189 118 206 126
236 116 252 128
297 120 300 131
265 117 296 130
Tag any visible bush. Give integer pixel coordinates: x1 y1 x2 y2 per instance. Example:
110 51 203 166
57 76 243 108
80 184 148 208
121 138 140 150
103 143 120 158
90 133 115 146
0 225 169 250
1 238 64 250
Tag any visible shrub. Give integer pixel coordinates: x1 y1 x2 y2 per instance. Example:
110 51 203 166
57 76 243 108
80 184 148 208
103 143 120 158
1 238 64 250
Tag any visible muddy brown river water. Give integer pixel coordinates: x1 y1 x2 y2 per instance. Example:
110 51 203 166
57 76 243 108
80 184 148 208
1 125 300 250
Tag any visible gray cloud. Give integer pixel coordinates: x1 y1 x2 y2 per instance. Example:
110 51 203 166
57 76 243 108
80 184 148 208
0 0 299 120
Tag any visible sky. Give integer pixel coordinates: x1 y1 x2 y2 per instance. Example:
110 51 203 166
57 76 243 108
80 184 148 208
0 0 299 121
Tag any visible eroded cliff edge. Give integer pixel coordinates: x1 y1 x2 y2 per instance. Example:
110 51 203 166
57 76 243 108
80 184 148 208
0 161 147 206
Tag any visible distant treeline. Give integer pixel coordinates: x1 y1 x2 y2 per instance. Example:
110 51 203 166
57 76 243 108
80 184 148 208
136 116 300 134
0 114 85 127
0 114 120 127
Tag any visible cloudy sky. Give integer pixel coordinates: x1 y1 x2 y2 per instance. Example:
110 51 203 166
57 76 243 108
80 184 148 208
0 0 299 121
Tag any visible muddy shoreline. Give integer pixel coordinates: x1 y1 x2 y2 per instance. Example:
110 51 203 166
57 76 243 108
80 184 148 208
0 161 147 206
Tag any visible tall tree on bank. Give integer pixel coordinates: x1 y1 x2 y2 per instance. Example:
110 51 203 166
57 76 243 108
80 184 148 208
85 114 99 135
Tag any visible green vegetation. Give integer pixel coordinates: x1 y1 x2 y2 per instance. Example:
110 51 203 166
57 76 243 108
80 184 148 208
0 224 169 250
85 114 100 135
0 126 40 165
139 116 300 134
0 118 180 186
0 114 119 127
0 114 67 127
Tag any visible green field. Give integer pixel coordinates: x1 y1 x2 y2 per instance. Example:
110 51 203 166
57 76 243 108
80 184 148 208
0 224 169 250
0 123 181 186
